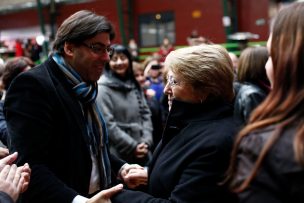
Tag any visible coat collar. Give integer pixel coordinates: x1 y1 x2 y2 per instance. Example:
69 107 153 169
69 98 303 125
167 99 233 126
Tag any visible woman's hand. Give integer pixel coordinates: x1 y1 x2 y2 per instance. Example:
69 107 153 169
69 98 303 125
86 184 123 203
123 168 148 189
120 164 148 189
134 143 148 158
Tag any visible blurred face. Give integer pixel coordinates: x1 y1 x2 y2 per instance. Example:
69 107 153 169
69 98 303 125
265 34 274 88
163 70 200 110
149 69 160 79
109 52 129 77
65 32 111 82
134 69 146 87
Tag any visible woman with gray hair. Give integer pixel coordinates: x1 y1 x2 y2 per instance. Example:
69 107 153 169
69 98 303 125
112 44 240 203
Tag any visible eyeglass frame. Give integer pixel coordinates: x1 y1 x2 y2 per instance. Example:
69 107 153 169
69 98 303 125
166 74 181 87
80 42 114 55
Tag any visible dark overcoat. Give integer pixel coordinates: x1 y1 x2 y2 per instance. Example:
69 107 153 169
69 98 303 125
4 58 124 203
112 99 239 203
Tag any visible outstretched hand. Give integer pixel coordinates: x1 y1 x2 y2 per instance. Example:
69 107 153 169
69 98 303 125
0 164 26 202
0 152 18 171
0 152 31 194
86 184 123 203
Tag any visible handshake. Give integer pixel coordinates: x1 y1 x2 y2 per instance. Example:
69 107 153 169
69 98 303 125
87 164 147 203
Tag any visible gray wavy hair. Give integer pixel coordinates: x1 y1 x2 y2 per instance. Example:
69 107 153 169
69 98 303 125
164 44 234 102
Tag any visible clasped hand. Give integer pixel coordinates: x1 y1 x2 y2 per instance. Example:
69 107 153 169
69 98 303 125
86 164 148 203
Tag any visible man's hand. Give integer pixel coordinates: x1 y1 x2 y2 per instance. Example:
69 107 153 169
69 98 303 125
0 152 31 193
0 164 25 202
20 163 31 193
0 152 18 171
86 184 123 203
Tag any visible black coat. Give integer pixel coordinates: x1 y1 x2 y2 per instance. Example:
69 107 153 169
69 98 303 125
112 99 239 203
4 58 125 203
234 82 268 125
0 192 14 203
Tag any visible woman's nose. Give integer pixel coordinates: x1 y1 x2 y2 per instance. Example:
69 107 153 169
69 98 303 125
163 82 171 95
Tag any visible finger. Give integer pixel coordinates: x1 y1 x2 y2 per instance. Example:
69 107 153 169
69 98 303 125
90 184 123 202
136 154 145 158
127 168 146 174
21 180 30 193
21 163 31 173
130 164 144 169
13 166 23 187
0 152 18 167
101 184 123 198
7 164 18 183
16 176 24 193
0 165 10 180
21 171 31 184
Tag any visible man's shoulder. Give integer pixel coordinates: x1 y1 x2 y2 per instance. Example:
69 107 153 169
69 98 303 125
20 57 60 82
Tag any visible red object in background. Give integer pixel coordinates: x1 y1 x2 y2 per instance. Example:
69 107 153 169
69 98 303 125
15 40 23 56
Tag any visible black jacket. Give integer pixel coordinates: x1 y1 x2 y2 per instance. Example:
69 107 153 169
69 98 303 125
234 82 268 125
0 192 14 203
112 99 239 203
4 57 125 203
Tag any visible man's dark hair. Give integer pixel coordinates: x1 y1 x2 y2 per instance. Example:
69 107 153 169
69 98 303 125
53 10 115 55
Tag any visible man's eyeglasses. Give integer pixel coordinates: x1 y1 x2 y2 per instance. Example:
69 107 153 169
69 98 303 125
80 42 114 55
167 75 180 87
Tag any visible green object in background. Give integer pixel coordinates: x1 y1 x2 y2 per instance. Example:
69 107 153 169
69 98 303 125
36 0 48 58
138 41 266 61
116 0 127 46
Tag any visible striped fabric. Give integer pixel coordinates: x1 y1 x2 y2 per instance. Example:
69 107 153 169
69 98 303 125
52 53 111 188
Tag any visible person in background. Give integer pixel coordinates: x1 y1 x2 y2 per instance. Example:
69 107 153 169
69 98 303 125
156 37 174 63
0 152 31 203
228 52 239 80
97 44 153 166
14 39 23 57
128 38 139 62
0 57 34 147
145 62 164 102
234 46 270 125
133 62 164 150
226 2 304 202
4 10 145 203
112 44 239 203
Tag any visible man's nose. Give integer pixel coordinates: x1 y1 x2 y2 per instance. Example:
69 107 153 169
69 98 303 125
101 52 110 62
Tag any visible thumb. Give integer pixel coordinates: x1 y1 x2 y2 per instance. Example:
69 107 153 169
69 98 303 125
88 184 123 202
101 184 123 198
0 152 18 166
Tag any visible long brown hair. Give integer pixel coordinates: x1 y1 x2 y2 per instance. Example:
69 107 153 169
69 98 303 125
237 46 270 92
226 2 304 192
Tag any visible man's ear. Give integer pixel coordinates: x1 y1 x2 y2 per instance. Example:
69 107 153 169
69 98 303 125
63 42 74 57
